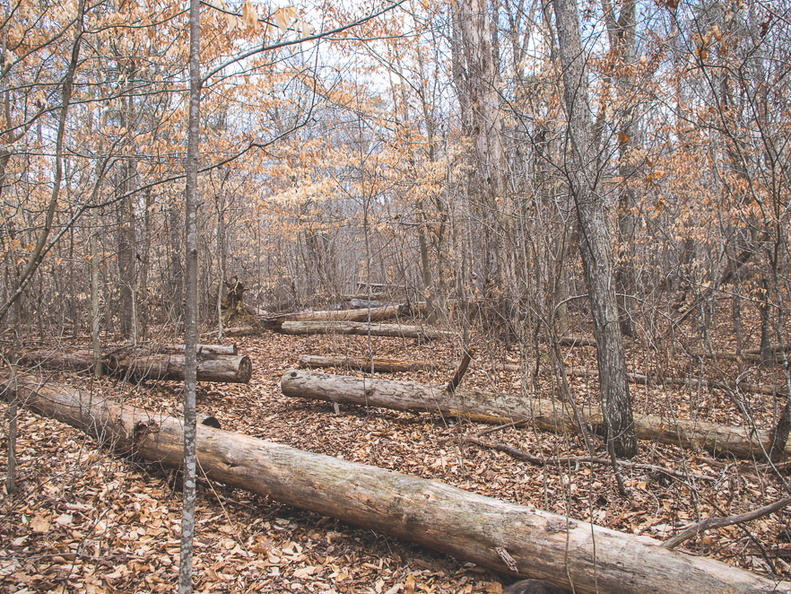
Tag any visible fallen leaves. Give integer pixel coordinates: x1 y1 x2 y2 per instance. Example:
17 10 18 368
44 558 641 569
3 323 791 591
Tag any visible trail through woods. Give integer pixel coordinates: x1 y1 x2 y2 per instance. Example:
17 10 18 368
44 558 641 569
3 325 791 592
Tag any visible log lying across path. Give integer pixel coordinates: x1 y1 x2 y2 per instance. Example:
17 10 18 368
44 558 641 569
20 346 251 383
276 321 457 340
298 355 444 373
2 374 787 594
281 370 785 460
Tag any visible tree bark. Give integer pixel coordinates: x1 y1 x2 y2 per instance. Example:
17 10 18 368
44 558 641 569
498 363 785 395
2 374 787 594
264 304 408 324
180 0 202 583
281 370 785 461
276 321 456 340
157 344 238 356
19 349 251 384
298 355 443 373
551 0 636 457
562 367 787 397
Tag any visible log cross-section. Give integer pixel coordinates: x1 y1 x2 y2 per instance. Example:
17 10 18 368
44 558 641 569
2 373 788 593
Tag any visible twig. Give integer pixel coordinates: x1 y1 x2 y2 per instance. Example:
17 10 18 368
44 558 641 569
475 418 531 436
454 435 715 482
663 496 791 550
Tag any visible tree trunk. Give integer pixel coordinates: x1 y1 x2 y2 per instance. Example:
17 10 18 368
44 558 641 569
266 303 408 324
298 355 443 373
602 0 639 338
19 349 251 384
180 0 202 584
90 194 103 378
2 374 786 594
276 320 456 340
551 0 636 457
281 370 785 461
158 344 238 356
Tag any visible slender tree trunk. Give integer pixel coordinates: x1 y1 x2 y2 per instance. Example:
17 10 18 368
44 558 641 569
169 199 184 327
116 179 136 339
90 202 103 377
179 0 201 588
138 186 152 341
550 0 637 457
4 362 17 494
602 0 638 338
216 191 226 339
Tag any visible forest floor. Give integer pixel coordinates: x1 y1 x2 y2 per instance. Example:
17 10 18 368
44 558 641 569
2 313 791 593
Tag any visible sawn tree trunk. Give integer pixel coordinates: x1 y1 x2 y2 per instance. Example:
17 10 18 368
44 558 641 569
20 348 251 383
276 321 456 340
298 355 443 373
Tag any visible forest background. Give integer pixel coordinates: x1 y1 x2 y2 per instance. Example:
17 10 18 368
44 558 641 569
0 0 787 382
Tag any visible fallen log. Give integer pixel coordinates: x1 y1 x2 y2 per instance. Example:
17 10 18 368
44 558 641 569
690 350 766 363
218 325 260 337
280 370 787 460
497 364 787 397
296 304 406 321
349 298 388 308
20 349 252 383
263 304 408 325
156 344 237 356
558 335 597 347
276 321 456 340
2 374 787 594
298 355 444 373
564 367 788 397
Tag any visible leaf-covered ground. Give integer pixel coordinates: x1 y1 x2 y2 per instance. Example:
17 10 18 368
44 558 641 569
2 319 791 593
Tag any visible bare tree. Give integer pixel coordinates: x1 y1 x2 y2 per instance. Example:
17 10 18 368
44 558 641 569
178 0 201 589
550 0 637 458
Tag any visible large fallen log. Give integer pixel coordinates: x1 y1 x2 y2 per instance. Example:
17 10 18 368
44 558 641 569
20 349 252 383
2 374 787 594
276 321 456 340
298 355 445 373
280 370 786 460
280 304 407 322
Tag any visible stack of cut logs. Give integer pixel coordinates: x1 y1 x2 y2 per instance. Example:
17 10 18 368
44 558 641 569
19 343 251 383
